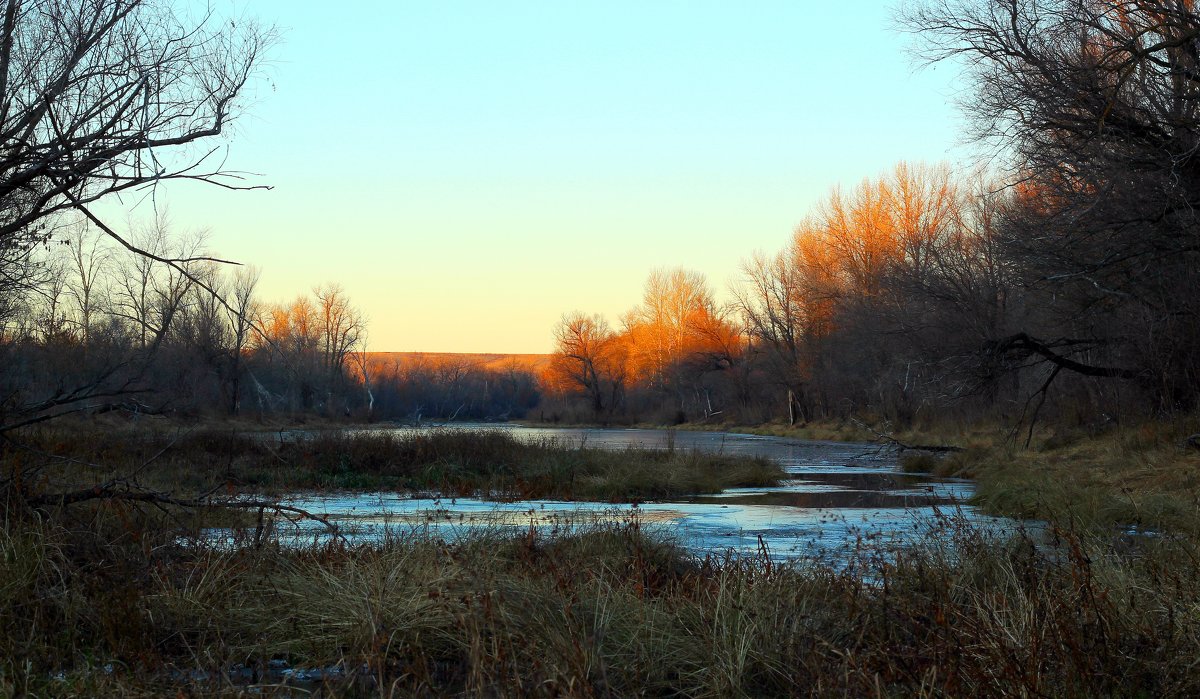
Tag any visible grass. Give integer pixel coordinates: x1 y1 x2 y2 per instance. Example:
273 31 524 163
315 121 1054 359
516 416 887 443
8 426 785 503
964 427 1200 535
883 419 1200 535
589 420 883 443
4 502 1200 696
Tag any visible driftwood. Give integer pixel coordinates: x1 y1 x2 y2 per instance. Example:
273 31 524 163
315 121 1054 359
851 418 964 453
22 480 341 538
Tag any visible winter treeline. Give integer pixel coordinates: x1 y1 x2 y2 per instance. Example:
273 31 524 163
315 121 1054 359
0 218 371 424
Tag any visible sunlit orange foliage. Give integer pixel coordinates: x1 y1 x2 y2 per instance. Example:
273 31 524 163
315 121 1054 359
259 296 318 355
791 220 839 340
256 286 365 387
550 269 743 403
621 268 739 387
738 161 960 382
798 162 956 305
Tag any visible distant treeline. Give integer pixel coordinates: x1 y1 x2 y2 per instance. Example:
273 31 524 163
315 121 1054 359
0 221 549 426
0 218 375 425
364 353 544 423
1 158 1193 434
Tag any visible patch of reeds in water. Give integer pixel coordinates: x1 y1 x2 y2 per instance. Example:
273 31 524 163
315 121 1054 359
14 427 786 502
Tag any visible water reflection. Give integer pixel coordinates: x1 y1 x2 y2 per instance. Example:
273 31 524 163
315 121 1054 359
234 424 1015 561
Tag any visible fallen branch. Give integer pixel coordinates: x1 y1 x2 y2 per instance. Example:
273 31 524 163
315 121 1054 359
22 480 341 538
850 418 964 453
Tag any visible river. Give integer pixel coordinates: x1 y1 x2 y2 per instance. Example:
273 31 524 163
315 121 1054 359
236 424 1015 562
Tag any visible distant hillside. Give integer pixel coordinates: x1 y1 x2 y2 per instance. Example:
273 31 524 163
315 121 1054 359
364 352 552 376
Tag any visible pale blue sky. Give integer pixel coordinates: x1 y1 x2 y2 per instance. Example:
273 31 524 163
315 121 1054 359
138 1 969 353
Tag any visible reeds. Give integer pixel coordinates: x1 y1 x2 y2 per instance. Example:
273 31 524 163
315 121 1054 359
10 427 786 502
4 504 1200 697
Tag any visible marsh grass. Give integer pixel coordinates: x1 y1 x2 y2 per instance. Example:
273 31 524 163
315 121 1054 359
5 501 1200 697
10 427 785 502
675 420 880 443
953 423 1200 534
898 451 942 474
846 417 1200 535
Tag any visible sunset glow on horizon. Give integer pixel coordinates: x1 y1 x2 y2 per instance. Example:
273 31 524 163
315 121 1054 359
117 1 969 354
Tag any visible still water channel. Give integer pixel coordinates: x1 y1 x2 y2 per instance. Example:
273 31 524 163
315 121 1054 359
248 425 1014 562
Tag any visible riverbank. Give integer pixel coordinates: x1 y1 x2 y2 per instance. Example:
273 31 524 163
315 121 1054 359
922 422 1200 535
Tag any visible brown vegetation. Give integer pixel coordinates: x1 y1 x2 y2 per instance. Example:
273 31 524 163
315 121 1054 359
8 427 784 503
5 501 1200 696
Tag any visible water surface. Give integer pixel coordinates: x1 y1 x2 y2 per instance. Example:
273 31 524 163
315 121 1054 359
243 424 1010 561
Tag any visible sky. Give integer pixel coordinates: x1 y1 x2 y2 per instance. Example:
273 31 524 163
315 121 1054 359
119 1 970 354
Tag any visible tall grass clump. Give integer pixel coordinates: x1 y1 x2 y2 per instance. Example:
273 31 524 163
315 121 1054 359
957 422 1200 534
264 429 784 500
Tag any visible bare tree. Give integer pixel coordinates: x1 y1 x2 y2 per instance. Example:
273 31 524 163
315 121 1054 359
33 252 70 344
902 0 1200 408
0 0 275 430
0 220 56 331
0 0 275 260
550 312 621 417
225 264 260 415
110 220 203 351
181 262 229 355
735 251 811 423
61 220 111 346
314 283 364 392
